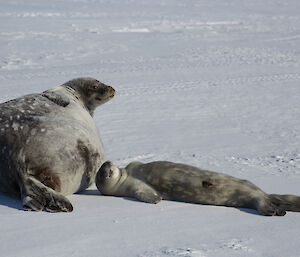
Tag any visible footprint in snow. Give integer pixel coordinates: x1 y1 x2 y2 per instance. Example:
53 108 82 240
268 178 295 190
139 247 206 257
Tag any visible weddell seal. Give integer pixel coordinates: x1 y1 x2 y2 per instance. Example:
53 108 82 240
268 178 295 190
96 161 300 216
0 78 115 212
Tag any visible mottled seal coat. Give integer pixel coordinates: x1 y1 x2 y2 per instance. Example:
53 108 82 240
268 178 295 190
0 78 115 212
96 161 300 216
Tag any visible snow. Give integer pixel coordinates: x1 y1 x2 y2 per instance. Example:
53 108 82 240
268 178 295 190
1 0 300 256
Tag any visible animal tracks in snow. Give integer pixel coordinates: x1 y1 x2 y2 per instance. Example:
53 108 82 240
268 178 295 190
138 247 207 257
117 72 300 97
227 152 300 176
138 238 253 257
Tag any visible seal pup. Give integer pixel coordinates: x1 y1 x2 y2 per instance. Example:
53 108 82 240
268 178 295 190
96 161 300 216
0 78 115 212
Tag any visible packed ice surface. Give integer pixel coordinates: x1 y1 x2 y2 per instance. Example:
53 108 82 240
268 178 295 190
0 0 300 256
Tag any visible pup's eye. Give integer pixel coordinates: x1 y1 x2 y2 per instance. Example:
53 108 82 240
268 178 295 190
92 85 98 90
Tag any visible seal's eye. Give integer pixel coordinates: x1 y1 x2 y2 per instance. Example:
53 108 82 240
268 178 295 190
109 169 113 177
92 85 98 90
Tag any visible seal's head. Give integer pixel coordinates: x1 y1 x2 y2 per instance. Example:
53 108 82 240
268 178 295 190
96 161 122 195
63 77 115 115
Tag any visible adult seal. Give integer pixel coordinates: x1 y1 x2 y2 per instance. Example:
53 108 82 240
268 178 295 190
96 161 300 216
0 78 115 212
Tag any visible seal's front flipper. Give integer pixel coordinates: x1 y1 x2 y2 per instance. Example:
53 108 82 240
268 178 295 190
21 177 73 212
133 183 162 204
256 198 286 216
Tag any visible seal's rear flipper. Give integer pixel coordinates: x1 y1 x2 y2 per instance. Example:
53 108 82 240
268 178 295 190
256 199 286 216
20 177 73 212
269 194 300 212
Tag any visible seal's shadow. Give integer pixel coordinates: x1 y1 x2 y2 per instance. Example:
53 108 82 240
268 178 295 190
91 191 263 216
237 208 262 216
0 192 23 210
77 189 101 196
125 196 263 216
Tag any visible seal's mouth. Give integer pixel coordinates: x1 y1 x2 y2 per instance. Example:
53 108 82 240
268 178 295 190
96 95 114 101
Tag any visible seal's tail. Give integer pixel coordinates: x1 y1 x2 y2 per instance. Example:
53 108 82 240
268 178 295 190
269 194 300 212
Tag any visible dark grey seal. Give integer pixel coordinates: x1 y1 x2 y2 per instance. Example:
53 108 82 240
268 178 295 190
0 78 115 212
96 161 300 216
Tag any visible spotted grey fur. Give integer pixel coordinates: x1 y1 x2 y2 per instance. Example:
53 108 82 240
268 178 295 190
0 78 115 212
96 161 300 216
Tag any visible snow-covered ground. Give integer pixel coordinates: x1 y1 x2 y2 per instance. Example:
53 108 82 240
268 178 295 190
1 0 300 256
